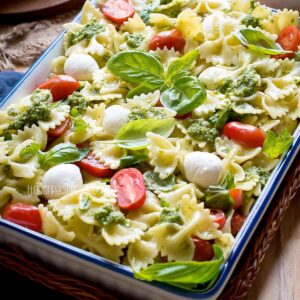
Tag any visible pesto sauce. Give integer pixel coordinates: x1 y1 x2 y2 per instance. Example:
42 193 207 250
241 14 260 28
71 19 105 45
125 33 145 48
66 92 88 113
159 207 183 225
128 106 168 121
187 119 219 143
94 205 126 226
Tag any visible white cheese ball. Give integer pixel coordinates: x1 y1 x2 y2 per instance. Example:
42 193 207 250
184 152 223 189
102 105 130 135
64 54 99 81
42 164 83 200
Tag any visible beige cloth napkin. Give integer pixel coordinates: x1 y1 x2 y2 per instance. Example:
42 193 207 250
0 10 77 71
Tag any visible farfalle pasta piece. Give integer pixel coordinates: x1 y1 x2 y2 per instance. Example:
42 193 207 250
127 237 159 271
120 14 146 33
147 132 182 179
49 182 116 222
261 9 299 35
0 186 40 207
38 204 75 243
194 0 231 14
101 219 147 246
127 191 162 228
215 233 235 259
68 216 124 262
194 91 229 116
91 142 127 169
150 47 180 67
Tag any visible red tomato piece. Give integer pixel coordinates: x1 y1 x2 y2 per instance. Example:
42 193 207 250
223 121 265 148
101 0 135 25
76 152 114 178
111 168 146 210
274 26 300 59
229 188 243 210
47 117 71 138
3 203 42 232
231 212 245 236
210 209 226 229
149 29 186 52
192 237 214 262
38 75 80 101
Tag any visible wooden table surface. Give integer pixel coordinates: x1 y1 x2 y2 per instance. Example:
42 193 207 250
246 193 300 300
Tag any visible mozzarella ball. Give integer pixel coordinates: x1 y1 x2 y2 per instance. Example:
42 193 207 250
184 152 223 189
64 54 99 81
42 164 83 200
102 105 130 135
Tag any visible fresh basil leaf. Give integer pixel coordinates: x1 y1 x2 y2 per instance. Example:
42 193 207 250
19 142 40 161
79 195 92 211
263 129 294 159
39 143 89 169
221 172 235 189
120 154 148 168
235 29 292 55
144 171 176 192
209 106 231 130
73 117 88 132
134 245 223 285
161 75 206 115
295 52 300 61
166 49 199 82
115 118 175 150
127 81 161 99
204 186 234 211
106 51 164 86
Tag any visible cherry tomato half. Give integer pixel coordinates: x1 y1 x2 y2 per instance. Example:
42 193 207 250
111 168 146 210
192 237 214 262
231 212 245 236
210 209 226 229
76 152 114 178
38 75 80 102
274 26 300 59
229 188 243 210
223 121 265 148
3 203 42 232
101 0 135 25
149 29 186 52
48 117 71 138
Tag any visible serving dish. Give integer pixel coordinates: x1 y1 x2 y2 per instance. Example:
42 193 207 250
0 1 300 299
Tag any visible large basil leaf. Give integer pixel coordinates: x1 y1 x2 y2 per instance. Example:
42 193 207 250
120 154 148 168
19 142 40 161
263 129 294 159
134 245 224 285
161 75 206 115
235 29 292 55
127 81 162 99
106 51 164 86
144 171 176 192
166 49 199 82
39 143 89 169
204 186 234 211
115 118 175 150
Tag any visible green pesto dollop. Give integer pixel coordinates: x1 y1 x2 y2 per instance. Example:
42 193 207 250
66 92 88 113
94 205 126 226
241 14 260 28
71 19 105 45
159 207 183 225
245 166 270 187
8 101 51 131
187 119 219 143
125 33 145 48
219 67 260 98
31 88 52 103
128 106 168 121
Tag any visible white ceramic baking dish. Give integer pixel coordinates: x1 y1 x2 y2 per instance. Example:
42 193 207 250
0 4 300 300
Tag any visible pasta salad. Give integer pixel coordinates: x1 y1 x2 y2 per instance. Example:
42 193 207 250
0 0 300 290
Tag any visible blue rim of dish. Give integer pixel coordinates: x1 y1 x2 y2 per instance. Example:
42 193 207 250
1 7 300 300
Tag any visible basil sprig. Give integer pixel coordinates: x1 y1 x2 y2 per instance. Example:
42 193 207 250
114 118 175 150
263 129 294 159
235 29 293 55
144 171 176 192
20 142 89 169
134 245 224 290
107 50 206 115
